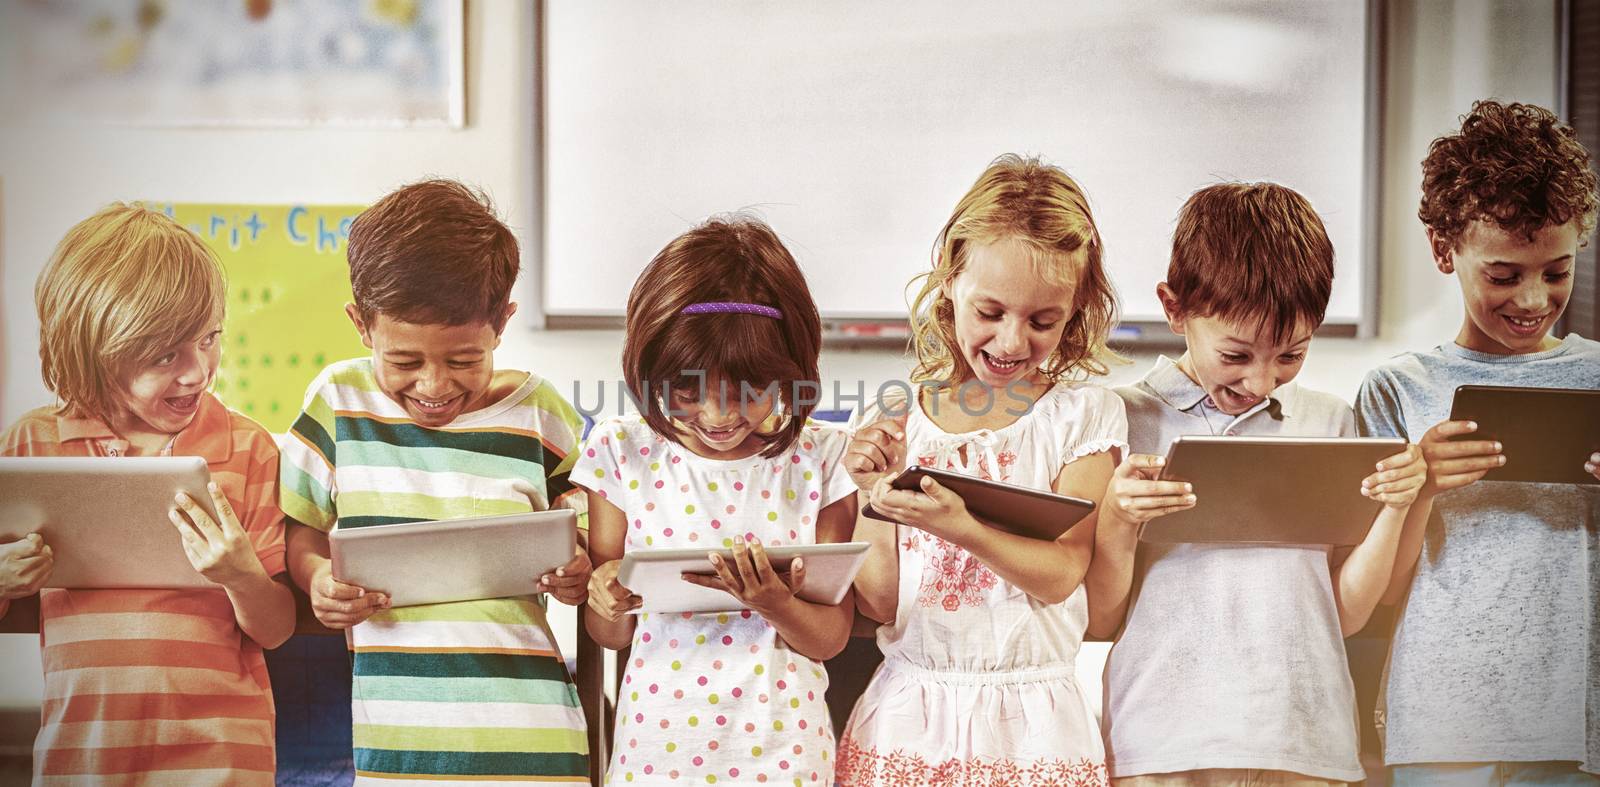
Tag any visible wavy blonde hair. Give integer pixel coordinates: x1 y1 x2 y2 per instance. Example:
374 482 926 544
36 203 225 421
908 154 1119 384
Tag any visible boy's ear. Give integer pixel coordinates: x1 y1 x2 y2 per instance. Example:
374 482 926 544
1426 228 1455 274
345 303 375 349
492 302 519 346
1155 283 1186 336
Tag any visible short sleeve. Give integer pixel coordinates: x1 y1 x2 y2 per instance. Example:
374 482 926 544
233 423 287 578
1355 368 1410 441
808 423 859 507
279 371 339 532
528 380 590 531
845 386 911 437
1060 385 1129 462
572 417 634 506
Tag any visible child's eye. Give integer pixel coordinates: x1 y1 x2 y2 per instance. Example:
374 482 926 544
448 361 480 370
390 361 422 371
1487 274 1517 286
1279 353 1306 364
198 330 222 349
977 310 1002 321
153 352 177 367
1220 353 1248 364
1030 320 1058 331
1545 271 1572 283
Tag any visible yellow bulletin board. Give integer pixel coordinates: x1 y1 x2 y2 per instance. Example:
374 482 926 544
154 203 369 433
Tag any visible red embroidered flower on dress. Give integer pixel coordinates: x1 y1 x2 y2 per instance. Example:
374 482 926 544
834 737 1107 787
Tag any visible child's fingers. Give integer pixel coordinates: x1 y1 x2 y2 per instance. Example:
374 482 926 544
1431 454 1506 477
172 493 224 543
206 483 244 534
707 553 744 596
1428 420 1480 439
845 442 891 474
1128 492 1196 511
1119 453 1166 479
785 557 806 593
730 539 763 590
744 539 776 586
678 572 731 592
1426 439 1502 460
1586 452 1599 479
541 572 587 589
167 508 206 547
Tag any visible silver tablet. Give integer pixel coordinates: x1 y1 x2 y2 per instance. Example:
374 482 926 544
617 541 871 615
0 456 221 588
330 510 577 607
1142 435 1407 546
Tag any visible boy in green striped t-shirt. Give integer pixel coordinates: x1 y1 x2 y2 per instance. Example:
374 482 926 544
280 180 593 785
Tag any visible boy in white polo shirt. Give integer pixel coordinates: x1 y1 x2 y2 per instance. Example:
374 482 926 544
1086 182 1426 786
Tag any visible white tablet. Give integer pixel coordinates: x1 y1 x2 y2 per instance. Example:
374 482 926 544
330 510 577 607
616 542 871 615
0 456 221 589
1142 435 1407 546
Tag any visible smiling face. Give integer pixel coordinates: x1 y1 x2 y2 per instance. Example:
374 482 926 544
945 237 1080 389
668 375 779 460
1433 219 1578 355
108 323 224 444
349 305 510 428
1160 284 1314 416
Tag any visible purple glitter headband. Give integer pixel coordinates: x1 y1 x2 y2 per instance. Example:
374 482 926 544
681 302 783 319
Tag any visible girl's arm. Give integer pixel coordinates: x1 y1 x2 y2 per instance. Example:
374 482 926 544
850 492 899 624
583 491 639 650
686 495 858 661
1331 445 1426 634
870 451 1115 605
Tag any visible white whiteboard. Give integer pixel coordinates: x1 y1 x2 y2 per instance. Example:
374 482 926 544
543 1 1375 332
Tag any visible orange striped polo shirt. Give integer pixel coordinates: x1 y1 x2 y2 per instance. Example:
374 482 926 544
0 393 287 786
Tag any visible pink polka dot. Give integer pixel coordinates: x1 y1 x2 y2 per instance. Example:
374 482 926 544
640 447 650 455
758 693 768 703
777 680 787 690
741 609 753 619
807 691 815 700
643 765 652 775
697 676 708 686
762 490 772 499
682 612 694 620
745 531 757 541
654 480 665 489
663 528 674 537
649 684 659 694
780 760 790 770
750 645 760 653
630 738 638 747
680 484 690 493
722 635 733 645
634 519 643 529
733 481 744 491
802 515 811 524
674 689 684 699
745 722 756 732
645 502 656 511
601 436 610 445
586 448 596 457
709 739 721 748
725 505 736 515
634 713 644 723
634 658 644 668
619 755 627 765
659 719 669 729
791 455 801 463
758 776 768 783
798 720 807 730
794 745 803 754
789 530 797 539
614 471 622 479
712 660 723 669
669 639 679 648
693 756 704 766
671 456 682 464
624 675 632 684
787 663 798 672
689 532 700 541
670 770 679 779
730 768 740 778
731 687 743 698
715 716 727 726
711 519 722 529
641 633 652 643
810 491 820 500
598 490 608 499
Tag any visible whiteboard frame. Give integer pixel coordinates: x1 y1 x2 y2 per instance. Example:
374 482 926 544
535 0 1383 345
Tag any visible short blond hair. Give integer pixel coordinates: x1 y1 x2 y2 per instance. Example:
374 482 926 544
909 154 1119 384
36 203 226 420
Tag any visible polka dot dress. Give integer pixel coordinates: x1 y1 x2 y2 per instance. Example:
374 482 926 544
575 416 857 785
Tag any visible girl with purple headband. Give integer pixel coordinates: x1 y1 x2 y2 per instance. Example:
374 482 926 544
576 215 859 785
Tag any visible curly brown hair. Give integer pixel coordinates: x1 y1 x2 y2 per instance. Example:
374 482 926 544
1420 100 1599 247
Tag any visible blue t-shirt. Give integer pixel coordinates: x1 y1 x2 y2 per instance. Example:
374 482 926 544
1354 335 1600 772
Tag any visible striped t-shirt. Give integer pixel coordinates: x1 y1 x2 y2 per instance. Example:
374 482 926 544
278 358 590 785
0 393 287 787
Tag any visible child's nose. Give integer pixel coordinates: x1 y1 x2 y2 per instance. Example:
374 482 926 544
1511 282 1552 313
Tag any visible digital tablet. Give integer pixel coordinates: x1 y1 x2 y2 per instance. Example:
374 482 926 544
0 456 221 588
1142 435 1407 545
863 466 1096 540
616 541 871 615
330 510 576 607
1449 385 1600 485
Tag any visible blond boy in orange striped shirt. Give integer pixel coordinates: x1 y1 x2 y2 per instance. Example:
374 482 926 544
0 203 296 785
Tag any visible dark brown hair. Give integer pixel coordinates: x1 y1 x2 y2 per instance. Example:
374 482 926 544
622 215 822 458
1420 99 1598 247
908 154 1119 384
347 179 519 327
1166 182 1334 342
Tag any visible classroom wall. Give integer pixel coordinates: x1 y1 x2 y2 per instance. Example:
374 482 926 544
0 0 1567 724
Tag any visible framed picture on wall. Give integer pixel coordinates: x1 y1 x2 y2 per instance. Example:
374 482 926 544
2 0 464 128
